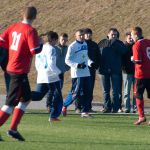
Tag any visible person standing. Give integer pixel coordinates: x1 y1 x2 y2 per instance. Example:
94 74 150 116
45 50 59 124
0 6 42 141
122 32 136 113
83 28 100 112
131 27 150 125
98 28 127 113
32 31 63 122
63 29 94 118
46 33 69 112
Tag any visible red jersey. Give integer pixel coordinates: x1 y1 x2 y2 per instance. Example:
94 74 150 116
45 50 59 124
133 39 150 79
0 22 41 74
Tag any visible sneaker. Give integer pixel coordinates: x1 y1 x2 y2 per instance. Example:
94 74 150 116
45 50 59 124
102 109 111 113
48 118 61 122
118 108 124 113
75 109 81 114
81 112 92 118
125 110 130 113
7 130 25 141
134 117 146 125
47 106 51 113
62 107 67 116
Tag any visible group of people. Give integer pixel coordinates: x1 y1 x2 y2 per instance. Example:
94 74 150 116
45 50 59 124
0 6 150 142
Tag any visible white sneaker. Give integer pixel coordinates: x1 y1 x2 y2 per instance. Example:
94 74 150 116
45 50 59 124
81 112 92 118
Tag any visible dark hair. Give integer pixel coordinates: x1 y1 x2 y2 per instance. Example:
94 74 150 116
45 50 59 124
60 33 68 38
83 28 93 34
23 6 37 20
131 26 143 38
125 32 131 36
47 31 58 41
108 28 120 38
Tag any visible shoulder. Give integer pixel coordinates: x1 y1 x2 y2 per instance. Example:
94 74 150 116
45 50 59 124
98 38 108 46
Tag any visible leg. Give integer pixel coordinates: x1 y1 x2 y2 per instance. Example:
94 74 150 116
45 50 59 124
123 74 133 112
49 81 63 120
111 74 120 112
100 74 111 112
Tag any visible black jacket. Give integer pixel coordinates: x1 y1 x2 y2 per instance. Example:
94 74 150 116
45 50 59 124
98 38 127 74
86 39 101 71
0 46 8 71
122 42 134 74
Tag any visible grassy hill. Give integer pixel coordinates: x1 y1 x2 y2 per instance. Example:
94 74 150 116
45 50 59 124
0 0 150 104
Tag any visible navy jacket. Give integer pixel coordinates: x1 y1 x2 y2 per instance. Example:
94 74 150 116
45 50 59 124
98 38 127 75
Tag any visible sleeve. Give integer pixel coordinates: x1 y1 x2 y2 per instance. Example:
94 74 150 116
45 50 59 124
132 42 142 63
65 44 78 68
28 28 42 55
46 48 61 76
0 27 10 49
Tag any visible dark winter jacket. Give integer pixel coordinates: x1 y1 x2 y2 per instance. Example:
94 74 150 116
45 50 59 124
122 42 134 74
98 38 127 74
86 39 101 71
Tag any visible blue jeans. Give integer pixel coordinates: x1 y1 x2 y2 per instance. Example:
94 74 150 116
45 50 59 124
32 81 63 118
100 73 121 112
123 73 136 111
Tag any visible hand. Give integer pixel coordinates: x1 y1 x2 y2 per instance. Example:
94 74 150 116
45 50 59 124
77 62 86 69
131 56 133 61
91 63 98 69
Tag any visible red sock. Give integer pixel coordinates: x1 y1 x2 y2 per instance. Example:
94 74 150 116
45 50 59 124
0 110 10 126
10 108 24 131
136 98 144 118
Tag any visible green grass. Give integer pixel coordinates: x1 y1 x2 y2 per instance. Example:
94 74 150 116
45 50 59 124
1 112 150 150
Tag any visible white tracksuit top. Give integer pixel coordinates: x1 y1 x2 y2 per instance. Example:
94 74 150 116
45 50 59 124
65 40 92 78
35 43 61 83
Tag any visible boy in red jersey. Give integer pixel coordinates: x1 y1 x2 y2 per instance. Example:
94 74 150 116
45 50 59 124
0 6 43 141
131 26 150 125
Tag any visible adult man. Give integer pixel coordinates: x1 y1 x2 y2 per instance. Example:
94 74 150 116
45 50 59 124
0 6 42 141
64 29 93 117
122 32 136 113
98 28 127 113
46 33 69 112
131 27 150 125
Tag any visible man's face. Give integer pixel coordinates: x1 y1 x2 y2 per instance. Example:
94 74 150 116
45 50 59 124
131 31 137 42
84 33 92 40
108 31 118 40
126 35 134 44
75 31 84 42
59 36 68 46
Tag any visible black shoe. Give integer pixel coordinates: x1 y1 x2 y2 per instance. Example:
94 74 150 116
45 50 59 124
7 130 25 141
102 109 111 113
0 134 3 141
125 110 130 113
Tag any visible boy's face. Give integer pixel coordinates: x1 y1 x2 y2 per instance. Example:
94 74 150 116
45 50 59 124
84 33 92 40
51 39 58 46
126 35 134 44
131 31 138 42
59 36 68 46
75 31 84 42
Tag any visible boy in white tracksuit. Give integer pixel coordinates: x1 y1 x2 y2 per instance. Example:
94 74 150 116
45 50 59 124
64 29 95 117
32 31 63 121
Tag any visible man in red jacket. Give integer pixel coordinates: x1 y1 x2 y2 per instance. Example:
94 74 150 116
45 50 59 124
0 6 43 141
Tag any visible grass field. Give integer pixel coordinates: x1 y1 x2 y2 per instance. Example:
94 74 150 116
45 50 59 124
1 111 150 150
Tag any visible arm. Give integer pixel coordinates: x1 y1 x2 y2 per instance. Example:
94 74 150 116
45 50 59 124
28 29 43 55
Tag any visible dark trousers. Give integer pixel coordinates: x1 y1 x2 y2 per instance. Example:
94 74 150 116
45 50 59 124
32 81 63 118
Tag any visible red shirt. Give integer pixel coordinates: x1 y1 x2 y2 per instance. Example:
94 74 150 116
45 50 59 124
133 39 150 79
0 22 40 74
